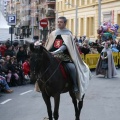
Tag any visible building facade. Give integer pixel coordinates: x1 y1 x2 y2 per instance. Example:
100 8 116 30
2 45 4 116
0 0 10 18
6 0 56 41
56 0 120 40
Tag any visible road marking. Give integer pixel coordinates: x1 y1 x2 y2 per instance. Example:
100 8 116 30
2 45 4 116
20 90 33 95
0 99 12 105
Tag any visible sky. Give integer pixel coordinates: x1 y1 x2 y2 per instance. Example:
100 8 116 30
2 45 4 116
0 0 10 29
0 11 9 28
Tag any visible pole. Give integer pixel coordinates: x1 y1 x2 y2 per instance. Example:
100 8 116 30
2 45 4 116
98 0 101 26
11 26 13 45
31 17 34 41
75 5 78 37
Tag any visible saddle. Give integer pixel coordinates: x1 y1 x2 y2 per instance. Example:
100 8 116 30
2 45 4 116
59 62 71 81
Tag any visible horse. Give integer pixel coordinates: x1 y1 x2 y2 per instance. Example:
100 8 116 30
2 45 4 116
30 43 85 120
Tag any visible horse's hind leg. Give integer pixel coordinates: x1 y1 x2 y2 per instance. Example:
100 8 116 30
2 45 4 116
69 91 79 120
53 94 60 120
78 94 85 118
42 93 53 120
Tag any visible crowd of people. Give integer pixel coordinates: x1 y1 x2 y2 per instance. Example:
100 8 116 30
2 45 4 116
0 40 30 94
74 36 120 55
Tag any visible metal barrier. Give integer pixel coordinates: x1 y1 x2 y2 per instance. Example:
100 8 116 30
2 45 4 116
118 52 120 65
85 54 100 69
112 52 119 66
82 52 120 69
80 54 85 61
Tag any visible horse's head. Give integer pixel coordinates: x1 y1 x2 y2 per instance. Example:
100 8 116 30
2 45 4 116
30 43 51 74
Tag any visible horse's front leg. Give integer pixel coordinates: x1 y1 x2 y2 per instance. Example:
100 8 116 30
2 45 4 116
42 92 53 120
53 94 60 120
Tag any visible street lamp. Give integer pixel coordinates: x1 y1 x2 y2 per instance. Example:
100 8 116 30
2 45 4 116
65 2 78 37
98 0 101 26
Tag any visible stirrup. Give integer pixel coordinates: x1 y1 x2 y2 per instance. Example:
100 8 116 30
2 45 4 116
73 87 79 93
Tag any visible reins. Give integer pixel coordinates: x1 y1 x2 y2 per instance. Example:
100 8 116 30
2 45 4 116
37 61 62 85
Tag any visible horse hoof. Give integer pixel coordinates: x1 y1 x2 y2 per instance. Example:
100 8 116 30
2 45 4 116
43 117 49 120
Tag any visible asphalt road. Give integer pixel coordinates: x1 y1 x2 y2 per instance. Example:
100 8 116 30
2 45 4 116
0 69 120 120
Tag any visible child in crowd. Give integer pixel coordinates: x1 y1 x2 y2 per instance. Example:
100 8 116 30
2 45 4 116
22 57 30 80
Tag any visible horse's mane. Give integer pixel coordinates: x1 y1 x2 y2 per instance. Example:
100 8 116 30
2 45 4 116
30 43 59 74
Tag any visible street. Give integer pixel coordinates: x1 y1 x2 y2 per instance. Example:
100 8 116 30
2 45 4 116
0 69 120 120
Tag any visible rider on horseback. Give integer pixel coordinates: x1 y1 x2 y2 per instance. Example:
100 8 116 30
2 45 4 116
45 17 79 93
36 16 91 100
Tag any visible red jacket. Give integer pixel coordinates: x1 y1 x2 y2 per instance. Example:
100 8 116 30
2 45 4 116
0 45 7 57
22 61 30 75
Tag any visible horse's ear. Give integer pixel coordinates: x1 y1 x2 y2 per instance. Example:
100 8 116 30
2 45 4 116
30 43 35 52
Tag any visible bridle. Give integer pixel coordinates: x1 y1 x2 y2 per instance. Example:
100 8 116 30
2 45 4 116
37 61 62 85
32 49 62 86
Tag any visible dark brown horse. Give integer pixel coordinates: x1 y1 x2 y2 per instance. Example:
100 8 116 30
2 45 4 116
30 43 84 120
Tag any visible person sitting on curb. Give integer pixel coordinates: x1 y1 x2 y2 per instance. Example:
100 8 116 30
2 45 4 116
0 75 13 93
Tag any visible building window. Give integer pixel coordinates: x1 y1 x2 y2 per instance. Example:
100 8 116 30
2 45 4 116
81 0 85 5
56 2 59 11
58 2 60 11
86 0 90 5
71 0 75 7
64 0 67 10
59 1 61 11
71 19 74 35
92 0 96 3
66 19 69 29
86 17 95 37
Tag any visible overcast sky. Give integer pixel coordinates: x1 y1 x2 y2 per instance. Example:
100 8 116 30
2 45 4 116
0 0 10 28
0 11 9 28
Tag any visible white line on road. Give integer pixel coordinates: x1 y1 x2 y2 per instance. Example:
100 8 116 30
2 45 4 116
20 90 33 95
0 99 12 105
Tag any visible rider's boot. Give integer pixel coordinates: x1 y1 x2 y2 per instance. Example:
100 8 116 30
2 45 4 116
72 78 79 93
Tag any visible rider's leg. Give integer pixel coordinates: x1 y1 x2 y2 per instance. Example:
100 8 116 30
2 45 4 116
66 62 79 93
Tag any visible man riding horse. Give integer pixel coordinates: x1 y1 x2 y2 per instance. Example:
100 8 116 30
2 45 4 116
43 16 91 100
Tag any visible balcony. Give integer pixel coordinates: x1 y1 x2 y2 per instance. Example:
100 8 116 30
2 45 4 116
46 10 55 19
16 0 20 4
45 0 56 5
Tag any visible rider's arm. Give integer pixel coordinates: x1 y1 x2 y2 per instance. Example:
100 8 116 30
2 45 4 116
51 45 67 55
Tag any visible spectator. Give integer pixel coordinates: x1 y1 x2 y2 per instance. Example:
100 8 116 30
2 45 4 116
4 45 15 57
0 59 8 77
13 42 19 56
16 46 27 64
117 40 120 68
117 40 120 52
90 47 98 54
97 44 104 53
78 36 82 43
81 43 90 55
0 43 7 57
7 57 19 86
22 58 30 80
0 75 13 93
0 52 2 59
74 36 78 43
111 40 119 52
